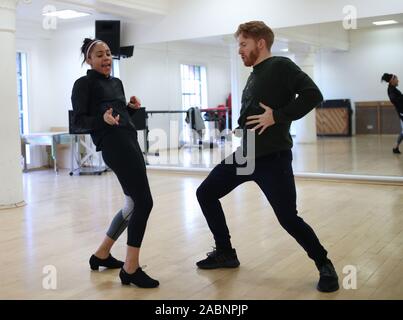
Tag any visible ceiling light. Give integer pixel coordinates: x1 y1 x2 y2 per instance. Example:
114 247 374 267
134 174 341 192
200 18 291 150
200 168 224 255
372 20 398 26
43 10 90 20
280 48 289 52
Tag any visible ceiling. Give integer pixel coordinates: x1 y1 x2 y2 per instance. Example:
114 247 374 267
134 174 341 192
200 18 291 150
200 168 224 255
15 1 403 52
355 13 403 28
18 2 402 27
16 0 166 25
179 13 403 52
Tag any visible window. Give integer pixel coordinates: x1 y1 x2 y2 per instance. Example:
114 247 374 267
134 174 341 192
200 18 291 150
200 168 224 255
180 64 208 142
180 64 207 109
290 122 296 136
16 52 29 135
16 52 30 164
112 58 120 78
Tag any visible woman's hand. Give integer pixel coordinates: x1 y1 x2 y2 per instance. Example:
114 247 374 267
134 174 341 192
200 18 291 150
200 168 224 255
128 96 141 109
103 108 120 125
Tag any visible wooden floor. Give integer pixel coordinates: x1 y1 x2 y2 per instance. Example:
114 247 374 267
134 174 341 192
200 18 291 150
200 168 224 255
147 135 403 177
0 169 402 300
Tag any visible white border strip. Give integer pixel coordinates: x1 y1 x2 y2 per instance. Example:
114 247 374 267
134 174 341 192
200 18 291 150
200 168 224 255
147 165 210 174
147 165 403 183
295 172 403 184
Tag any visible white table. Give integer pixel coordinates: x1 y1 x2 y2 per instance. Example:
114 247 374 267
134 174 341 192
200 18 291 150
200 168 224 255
21 132 72 173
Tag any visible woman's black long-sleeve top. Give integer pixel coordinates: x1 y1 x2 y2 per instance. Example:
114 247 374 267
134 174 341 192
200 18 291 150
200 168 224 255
71 69 137 151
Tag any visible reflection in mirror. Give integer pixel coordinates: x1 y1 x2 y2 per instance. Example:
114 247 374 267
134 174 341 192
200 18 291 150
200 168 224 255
127 17 403 180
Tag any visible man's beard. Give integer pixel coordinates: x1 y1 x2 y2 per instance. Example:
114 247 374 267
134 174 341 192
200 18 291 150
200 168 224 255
243 48 259 67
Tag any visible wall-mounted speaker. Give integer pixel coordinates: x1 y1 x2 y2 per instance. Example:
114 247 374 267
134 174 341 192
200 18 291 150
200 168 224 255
95 20 120 57
120 46 134 58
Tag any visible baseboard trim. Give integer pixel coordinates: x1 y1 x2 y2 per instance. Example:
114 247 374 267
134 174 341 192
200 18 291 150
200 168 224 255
146 165 403 185
0 201 27 210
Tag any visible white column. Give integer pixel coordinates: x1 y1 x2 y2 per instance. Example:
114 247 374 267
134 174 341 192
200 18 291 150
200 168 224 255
229 42 251 151
229 42 251 131
229 43 252 129
0 0 24 208
293 50 318 144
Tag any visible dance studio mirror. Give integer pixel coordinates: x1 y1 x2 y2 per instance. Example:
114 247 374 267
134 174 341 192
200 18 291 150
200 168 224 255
126 17 403 180
16 4 401 181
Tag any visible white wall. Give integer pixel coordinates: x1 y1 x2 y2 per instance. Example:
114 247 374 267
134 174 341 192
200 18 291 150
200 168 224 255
46 22 96 129
276 22 350 51
18 15 403 168
16 22 55 167
129 0 403 44
315 25 403 102
0 1 24 207
16 22 53 133
16 20 95 132
314 24 403 135
16 20 95 168
16 20 231 166
119 41 231 151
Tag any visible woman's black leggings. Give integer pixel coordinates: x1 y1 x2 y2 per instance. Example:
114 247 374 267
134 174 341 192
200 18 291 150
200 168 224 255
101 129 153 247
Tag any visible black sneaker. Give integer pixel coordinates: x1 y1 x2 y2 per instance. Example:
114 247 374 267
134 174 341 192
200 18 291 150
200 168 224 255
89 254 124 270
317 262 339 292
196 248 240 269
119 267 159 288
393 147 401 154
